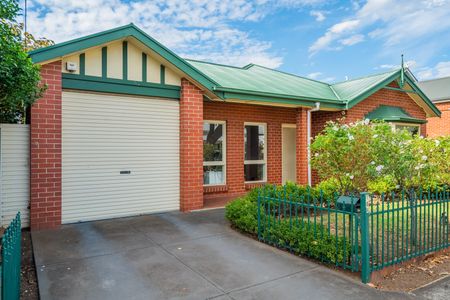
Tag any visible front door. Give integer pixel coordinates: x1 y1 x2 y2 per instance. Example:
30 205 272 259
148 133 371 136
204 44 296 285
282 125 296 184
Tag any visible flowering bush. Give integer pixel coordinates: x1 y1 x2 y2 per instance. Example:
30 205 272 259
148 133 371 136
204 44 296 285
311 119 450 193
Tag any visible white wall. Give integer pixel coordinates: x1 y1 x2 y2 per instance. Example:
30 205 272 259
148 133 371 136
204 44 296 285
0 124 30 228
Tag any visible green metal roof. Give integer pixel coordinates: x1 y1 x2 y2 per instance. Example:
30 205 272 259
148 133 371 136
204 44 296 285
186 60 339 103
417 76 450 102
29 24 440 116
365 105 427 124
331 69 400 103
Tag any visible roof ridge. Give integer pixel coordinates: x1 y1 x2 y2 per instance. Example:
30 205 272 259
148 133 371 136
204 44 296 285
245 63 332 86
185 58 246 70
339 69 401 104
329 85 341 101
332 68 401 85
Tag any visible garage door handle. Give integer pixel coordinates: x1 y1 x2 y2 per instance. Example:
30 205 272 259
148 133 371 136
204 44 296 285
120 170 131 174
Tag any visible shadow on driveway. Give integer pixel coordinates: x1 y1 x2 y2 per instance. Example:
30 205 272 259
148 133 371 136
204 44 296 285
32 209 418 300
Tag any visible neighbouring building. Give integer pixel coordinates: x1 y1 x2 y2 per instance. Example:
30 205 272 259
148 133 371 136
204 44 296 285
418 77 450 137
27 24 440 229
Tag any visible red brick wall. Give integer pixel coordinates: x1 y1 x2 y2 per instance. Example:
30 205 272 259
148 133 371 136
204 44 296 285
180 79 204 211
427 102 450 137
296 109 308 185
203 101 300 200
30 61 62 230
312 82 428 138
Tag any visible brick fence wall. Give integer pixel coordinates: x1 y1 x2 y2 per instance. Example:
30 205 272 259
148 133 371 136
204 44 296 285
30 61 62 230
427 102 450 137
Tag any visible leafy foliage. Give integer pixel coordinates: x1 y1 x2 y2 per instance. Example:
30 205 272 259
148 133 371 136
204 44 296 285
225 184 350 265
0 0 53 123
263 219 350 264
311 119 450 193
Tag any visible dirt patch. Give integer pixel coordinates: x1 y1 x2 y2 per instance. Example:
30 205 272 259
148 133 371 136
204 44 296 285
21 229 39 300
372 251 450 292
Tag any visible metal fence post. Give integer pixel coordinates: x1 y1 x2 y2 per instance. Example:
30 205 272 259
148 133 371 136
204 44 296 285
360 192 371 283
257 188 261 241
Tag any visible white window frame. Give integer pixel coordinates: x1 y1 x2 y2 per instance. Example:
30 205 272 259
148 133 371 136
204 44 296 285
244 122 267 183
203 120 226 186
391 122 421 136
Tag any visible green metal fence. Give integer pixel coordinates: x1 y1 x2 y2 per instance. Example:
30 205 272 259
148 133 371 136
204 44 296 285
257 187 361 272
1 212 22 300
368 189 450 276
257 187 450 283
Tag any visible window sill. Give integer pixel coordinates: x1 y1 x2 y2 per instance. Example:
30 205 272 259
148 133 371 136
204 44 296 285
203 185 228 194
245 182 267 190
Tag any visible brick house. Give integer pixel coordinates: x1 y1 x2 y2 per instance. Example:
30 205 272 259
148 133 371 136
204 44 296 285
28 24 440 229
418 77 450 137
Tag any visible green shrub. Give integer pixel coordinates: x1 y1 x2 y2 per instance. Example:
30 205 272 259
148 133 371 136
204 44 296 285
263 220 351 265
225 183 352 265
225 196 258 234
314 177 339 201
311 119 450 193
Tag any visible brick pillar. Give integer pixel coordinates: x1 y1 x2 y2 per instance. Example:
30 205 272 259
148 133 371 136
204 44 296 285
180 79 204 211
296 108 308 185
30 61 62 230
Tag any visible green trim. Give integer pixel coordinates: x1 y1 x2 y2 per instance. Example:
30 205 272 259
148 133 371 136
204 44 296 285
365 105 428 124
383 117 427 124
383 86 417 94
62 73 180 99
142 53 147 82
346 70 440 117
405 76 441 117
122 41 128 80
215 86 343 107
28 23 442 115
220 90 343 109
345 70 401 109
29 23 219 91
79 53 85 75
101 46 107 78
160 65 165 84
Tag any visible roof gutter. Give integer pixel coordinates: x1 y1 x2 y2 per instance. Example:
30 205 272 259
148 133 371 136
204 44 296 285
213 86 342 105
307 102 321 186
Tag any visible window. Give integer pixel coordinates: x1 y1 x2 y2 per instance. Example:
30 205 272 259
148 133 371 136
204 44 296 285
244 123 267 182
203 121 226 185
392 123 420 136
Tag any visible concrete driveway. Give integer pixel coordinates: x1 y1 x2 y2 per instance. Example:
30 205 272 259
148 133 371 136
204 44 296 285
32 209 416 300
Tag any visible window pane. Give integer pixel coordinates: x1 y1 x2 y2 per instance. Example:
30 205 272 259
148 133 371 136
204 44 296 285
203 165 224 185
203 123 224 162
244 125 265 160
396 125 419 136
244 164 265 182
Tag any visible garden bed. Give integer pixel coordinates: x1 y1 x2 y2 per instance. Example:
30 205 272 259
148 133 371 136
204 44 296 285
20 229 39 300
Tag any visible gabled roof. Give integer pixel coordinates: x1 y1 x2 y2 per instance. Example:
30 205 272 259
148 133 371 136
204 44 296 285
29 24 440 116
331 69 400 105
365 105 427 124
417 76 450 103
29 23 219 91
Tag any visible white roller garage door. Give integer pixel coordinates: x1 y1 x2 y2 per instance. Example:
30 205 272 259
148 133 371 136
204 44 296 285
62 91 180 223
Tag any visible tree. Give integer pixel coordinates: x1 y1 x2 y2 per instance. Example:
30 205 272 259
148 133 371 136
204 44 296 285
0 0 54 123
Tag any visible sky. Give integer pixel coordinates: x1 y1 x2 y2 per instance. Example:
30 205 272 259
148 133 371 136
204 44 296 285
22 0 450 83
